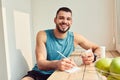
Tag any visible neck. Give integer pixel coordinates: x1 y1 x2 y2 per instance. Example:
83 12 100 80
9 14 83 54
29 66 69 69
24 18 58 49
53 29 67 39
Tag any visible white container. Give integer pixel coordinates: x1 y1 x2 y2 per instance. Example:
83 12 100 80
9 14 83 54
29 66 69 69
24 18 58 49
100 46 106 58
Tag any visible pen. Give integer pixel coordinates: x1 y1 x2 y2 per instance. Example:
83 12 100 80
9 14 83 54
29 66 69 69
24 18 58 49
57 51 67 58
57 51 80 72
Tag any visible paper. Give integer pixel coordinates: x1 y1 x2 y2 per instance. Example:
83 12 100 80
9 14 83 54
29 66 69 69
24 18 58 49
65 67 80 73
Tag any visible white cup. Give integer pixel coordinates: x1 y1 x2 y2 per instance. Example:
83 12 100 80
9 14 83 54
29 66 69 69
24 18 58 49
100 46 106 58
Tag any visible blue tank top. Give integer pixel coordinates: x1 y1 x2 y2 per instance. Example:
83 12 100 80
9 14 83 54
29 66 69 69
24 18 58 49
32 29 74 75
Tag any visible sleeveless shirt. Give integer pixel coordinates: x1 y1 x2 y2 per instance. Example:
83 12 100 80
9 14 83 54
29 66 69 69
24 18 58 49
32 29 74 75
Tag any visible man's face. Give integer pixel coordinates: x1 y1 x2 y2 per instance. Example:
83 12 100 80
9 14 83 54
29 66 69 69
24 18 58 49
54 11 72 33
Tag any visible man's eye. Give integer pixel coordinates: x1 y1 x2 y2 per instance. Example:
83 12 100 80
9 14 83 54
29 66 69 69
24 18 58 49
67 18 71 21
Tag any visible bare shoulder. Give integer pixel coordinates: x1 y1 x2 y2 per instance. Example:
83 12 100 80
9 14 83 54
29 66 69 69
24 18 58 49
36 30 47 43
73 32 83 38
73 32 86 42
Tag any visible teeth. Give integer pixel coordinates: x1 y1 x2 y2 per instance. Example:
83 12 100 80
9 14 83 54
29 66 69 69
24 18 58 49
62 25 67 27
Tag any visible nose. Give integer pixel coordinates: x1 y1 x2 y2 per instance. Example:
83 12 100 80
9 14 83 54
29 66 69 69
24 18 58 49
62 19 67 24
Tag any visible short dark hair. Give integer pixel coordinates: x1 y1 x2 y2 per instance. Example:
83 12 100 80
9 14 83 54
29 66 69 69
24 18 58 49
56 7 72 17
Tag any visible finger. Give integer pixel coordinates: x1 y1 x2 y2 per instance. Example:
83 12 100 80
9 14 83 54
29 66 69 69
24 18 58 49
84 60 93 65
65 63 73 68
64 66 71 70
62 58 73 64
69 59 77 66
82 57 88 61
62 58 77 67
58 60 72 71
82 57 93 64
87 57 94 61
61 59 73 67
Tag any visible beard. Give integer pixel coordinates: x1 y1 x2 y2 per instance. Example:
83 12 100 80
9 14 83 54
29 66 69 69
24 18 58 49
56 24 70 33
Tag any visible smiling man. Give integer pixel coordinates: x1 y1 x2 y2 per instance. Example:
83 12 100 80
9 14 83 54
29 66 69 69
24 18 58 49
22 7 101 80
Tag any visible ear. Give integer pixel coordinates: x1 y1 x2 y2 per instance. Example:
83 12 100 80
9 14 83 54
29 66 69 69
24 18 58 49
71 20 73 24
54 17 56 23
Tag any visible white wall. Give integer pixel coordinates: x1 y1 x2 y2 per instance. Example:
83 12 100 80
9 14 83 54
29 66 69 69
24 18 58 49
0 0 8 80
116 0 120 53
1 0 33 80
32 0 115 50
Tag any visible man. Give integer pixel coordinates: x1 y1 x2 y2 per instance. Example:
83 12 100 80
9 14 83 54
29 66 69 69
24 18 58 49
22 7 101 80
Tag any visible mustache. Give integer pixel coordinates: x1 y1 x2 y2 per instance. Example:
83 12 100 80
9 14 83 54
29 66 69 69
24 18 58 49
60 22 67 25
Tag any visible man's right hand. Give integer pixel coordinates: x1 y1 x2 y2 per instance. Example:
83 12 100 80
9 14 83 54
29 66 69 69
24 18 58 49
56 58 77 71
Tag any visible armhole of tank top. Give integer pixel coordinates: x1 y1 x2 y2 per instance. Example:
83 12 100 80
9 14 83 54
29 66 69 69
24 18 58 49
44 30 48 43
72 32 75 50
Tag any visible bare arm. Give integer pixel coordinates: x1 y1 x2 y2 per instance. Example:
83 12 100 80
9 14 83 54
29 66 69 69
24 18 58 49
74 33 101 64
35 31 58 70
74 32 101 55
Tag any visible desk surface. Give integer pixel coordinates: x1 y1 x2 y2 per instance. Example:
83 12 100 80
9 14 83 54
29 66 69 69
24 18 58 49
47 51 120 80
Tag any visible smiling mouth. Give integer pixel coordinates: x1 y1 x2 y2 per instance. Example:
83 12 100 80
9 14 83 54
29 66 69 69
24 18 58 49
61 25 68 29
56 24 70 33
61 23 68 27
